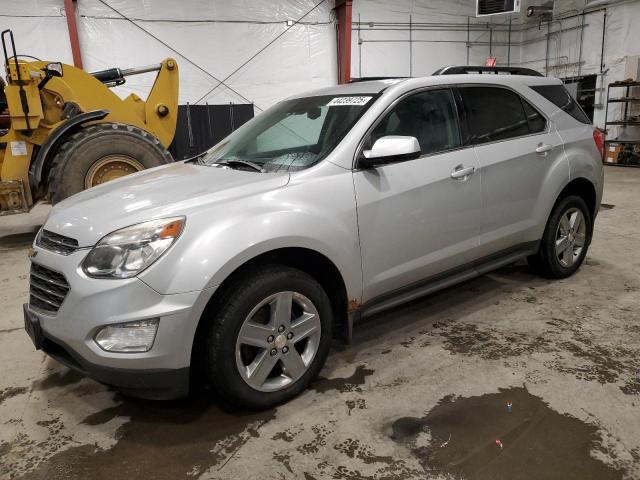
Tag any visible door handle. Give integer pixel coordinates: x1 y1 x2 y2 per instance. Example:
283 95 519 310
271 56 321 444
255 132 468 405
535 143 554 155
450 165 475 180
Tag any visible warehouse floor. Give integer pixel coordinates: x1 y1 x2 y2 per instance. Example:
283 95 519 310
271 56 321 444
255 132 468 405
1 166 639 480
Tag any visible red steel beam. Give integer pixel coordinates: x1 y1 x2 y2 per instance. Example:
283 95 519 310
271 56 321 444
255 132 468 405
335 0 352 84
64 0 83 69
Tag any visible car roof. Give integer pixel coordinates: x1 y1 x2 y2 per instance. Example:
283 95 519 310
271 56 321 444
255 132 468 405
289 74 563 100
290 79 405 98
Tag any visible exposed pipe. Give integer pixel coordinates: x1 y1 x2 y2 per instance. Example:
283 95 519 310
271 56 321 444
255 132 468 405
577 13 585 78
466 17 470 65
357 24 585 48
545 22 550 73
586 0 626 9
507 18 512 66
63 0 83 69
409 14 412 77
351 22 586 34
514 55 570 66
489 26 493 57
600 8 607 73
358 13 362 77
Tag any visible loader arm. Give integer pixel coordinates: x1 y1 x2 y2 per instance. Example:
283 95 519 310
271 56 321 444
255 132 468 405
143 58 179 147
1 28 179 214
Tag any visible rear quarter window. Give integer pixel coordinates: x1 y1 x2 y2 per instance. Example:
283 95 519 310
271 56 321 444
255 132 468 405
530 85 591 124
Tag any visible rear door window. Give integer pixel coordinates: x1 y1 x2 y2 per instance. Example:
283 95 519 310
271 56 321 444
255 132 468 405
530 84 591 124
459 87 530 144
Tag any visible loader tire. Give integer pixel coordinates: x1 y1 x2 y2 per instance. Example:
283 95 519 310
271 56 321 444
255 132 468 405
48 123 173 204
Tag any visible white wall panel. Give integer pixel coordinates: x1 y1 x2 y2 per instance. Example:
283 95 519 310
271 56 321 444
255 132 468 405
351 0 518 78
1 0 337 110
352 0 640 128
0 0 73 65
4 0 640 127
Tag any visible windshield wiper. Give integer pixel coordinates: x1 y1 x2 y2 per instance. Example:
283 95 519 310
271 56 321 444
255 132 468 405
211 159 265 173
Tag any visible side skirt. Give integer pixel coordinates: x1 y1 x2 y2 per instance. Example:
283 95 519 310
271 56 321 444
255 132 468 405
346 241 540 338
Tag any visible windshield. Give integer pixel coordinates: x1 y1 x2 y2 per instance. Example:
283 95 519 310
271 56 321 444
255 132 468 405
200 94 376 172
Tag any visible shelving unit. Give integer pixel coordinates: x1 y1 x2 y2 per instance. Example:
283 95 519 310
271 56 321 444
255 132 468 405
604 81 640 168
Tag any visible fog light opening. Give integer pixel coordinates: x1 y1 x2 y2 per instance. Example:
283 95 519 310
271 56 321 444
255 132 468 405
94 319 159 353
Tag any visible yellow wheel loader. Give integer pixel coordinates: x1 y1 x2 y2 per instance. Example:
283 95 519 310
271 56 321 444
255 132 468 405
0 29 179 215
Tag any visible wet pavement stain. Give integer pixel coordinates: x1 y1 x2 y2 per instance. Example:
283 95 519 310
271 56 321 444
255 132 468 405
31 370 83 391
271 425 303 443
429 313 640 394
432 321 551 360
296 423 335 455
312 365 375 393
15 395 275 480
345 398 366 415
390 387 623 480
0 386 28 405
315 436 424 480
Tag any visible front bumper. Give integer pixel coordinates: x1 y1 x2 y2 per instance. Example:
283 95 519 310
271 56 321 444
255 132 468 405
25 246 216 399
26 310 189 400
43 334 190 400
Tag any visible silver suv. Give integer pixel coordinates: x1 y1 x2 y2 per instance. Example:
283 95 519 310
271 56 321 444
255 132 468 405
24 68 604 408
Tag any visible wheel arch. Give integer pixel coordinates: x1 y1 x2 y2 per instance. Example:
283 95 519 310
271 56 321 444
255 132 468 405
29 109 109 189
189 247 351 380
555 177 597 220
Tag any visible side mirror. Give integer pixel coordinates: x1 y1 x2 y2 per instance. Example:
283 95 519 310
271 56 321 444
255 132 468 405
359 135 421 168
43 62 63 77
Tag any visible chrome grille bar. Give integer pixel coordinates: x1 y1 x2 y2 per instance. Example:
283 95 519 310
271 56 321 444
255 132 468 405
29 264 70 314
36 229 79 255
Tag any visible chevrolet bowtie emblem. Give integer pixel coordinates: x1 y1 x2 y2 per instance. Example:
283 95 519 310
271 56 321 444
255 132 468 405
27 247 37 259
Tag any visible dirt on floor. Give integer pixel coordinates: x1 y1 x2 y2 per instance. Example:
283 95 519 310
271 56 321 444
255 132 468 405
0 166 639 480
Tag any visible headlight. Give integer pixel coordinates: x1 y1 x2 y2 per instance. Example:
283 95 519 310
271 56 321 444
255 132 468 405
82 217 185 279
95 319 159 352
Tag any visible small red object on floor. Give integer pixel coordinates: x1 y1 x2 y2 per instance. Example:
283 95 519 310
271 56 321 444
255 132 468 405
495 439 503 449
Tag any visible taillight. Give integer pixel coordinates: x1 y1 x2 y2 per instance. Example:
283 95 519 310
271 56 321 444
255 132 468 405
593 128 605 159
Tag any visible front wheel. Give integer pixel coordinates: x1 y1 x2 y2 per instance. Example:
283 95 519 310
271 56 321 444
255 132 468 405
204 266 333 409
528 195 593 278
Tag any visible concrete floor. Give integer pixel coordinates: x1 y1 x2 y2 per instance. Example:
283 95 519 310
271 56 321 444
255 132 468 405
0 166 639 480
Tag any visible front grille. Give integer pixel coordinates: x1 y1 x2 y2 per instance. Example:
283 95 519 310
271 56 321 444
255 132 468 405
36 229 79 255
29 264 70 314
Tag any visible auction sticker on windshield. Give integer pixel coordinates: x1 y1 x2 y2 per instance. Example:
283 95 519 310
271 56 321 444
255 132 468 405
327 96 372 106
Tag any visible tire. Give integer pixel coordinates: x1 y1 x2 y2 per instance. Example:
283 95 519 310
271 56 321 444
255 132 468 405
205 265 333 410
528 195 593 279
48 123 172 204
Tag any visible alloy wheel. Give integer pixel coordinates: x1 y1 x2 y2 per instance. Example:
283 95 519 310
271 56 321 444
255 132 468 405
235 291 321 392
555 207 586 267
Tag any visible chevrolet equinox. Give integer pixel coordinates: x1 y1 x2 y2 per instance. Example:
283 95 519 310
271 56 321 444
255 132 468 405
24 68 604 409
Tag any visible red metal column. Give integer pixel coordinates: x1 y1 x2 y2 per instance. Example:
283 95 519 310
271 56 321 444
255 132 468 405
335 0 352 84
64 0 83 69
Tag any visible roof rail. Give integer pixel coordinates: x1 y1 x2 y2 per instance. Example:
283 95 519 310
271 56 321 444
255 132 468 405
432 66 544 77
349 76 408 83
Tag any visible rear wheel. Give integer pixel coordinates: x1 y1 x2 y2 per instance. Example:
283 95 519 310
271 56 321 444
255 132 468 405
48 123 172 204
528 195 592 278
204 266 332 409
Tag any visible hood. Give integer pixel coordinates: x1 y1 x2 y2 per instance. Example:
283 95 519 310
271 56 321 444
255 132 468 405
45 162 290 247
